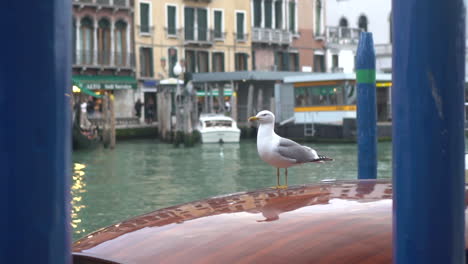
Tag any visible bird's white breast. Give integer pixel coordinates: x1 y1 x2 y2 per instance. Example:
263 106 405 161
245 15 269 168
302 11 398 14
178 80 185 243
257 132 294 168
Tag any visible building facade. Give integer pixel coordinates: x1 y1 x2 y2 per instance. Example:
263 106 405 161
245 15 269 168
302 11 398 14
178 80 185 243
134 0 253 115
291 0 326 72
251 0 297 71
72 0 137 118
325 0 392 73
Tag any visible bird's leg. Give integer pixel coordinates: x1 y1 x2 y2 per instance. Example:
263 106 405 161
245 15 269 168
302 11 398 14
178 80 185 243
285 168 288 187
277 168 280 188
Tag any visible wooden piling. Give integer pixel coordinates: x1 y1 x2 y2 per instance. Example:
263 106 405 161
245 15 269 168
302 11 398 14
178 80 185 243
231 81 238 122
110 94 116 149
247 83 254 126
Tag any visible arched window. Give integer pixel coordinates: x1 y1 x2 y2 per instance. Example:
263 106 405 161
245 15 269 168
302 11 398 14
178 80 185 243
114 20 127 66
98 18 111 65
80 17 94 64
339 17 349 38
339 17 348 28
358 15 368 32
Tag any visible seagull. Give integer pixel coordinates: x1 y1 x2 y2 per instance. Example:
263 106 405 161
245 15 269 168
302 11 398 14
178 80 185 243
248 110 333 189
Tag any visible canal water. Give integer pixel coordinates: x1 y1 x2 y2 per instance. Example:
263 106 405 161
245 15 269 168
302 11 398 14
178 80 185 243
72 139 392 241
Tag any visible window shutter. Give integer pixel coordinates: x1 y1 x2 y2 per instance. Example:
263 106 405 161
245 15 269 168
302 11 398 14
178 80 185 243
289 1 295 33
235 54 239 71
167 6 176 35
254 0 262 27
221 53 225 72
265 0 272 29
184 8 194 40
275 1 282 29
252 50 256 70
244 54 249 71
282 51 289 71
140 3 149 33
139 48 146 76
197 9 208 41
149 48 154 77
214 11 222 39
237 13 244 40
294 53 299 72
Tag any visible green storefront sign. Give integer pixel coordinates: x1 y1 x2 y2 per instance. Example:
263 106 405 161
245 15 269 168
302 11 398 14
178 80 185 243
72 75 137 90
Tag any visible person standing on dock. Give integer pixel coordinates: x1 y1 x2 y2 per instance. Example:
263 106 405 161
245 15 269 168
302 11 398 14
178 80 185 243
135 99 142 119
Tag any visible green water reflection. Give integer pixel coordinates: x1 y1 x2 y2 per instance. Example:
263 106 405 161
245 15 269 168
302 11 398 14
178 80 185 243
71 139 392 240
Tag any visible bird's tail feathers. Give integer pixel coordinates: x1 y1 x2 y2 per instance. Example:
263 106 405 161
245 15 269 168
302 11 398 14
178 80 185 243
311 155 333 163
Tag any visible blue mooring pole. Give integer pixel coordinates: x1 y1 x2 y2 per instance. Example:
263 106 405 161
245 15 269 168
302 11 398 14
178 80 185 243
356 32 377 180
0 1 72 263
393 0 465 262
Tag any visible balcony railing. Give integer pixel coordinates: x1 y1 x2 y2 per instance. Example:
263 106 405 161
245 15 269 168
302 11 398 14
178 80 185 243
252 28 292 44
326 26 362 45
182 27 214 45
138 25 154 36
235 32 249 43
72 0 131 9
375 44 392 56
73 50 135 68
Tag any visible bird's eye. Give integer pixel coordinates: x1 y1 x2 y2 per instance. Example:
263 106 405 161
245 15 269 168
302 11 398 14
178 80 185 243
262 114 267 116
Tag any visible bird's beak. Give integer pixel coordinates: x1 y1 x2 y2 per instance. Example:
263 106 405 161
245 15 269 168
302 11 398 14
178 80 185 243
248 116 259 122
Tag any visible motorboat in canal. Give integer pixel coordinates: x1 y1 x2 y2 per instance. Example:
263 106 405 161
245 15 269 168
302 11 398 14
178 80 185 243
71 180 468 263
197 114 241 143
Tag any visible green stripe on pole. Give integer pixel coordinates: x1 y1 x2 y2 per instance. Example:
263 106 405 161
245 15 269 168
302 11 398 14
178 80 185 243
356 69 376 84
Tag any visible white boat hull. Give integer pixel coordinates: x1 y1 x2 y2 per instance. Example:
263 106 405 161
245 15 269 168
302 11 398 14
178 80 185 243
200 130 240 143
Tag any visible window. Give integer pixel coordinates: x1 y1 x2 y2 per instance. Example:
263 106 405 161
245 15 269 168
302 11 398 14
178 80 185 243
339 17 348 27
185 50 196 73
265 0 273 28
98 18 111 65
332 54 339 69
80 17 94 64
275 1 283 29
73 18 76 64
253 0 262 27
339 17 350 38
289 53 299 72
294 84 352 107
315 0 322 35
185 50 209 73
236 11 246 41
168 48 178 77
313 54 325 72
213 10 223 39
114 20 127 66
289 1 296 33
358 15 368 32
252 50 256 70
140 47 153 77
212 52 225 72
184 7 208 41
140 2 150 34
167 5 177 36
235 53 248 71
389 12 392 43
197 51 209 72
197 9 208 41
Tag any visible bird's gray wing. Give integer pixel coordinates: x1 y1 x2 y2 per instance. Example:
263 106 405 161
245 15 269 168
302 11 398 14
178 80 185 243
277 137 317 163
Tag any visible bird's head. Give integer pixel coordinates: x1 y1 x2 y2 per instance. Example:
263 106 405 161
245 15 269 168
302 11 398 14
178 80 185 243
248 110 275 124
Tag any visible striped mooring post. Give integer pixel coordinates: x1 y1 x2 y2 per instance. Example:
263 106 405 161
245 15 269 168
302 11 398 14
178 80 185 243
393 0 466 263
356 32 377 180
1 0 72 263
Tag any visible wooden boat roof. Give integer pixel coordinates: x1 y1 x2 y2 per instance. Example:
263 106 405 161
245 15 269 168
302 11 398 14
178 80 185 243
72 180 468 264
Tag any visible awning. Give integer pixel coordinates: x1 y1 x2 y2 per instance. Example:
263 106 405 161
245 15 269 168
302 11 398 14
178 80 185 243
73 75 137 90
72 85 103 98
